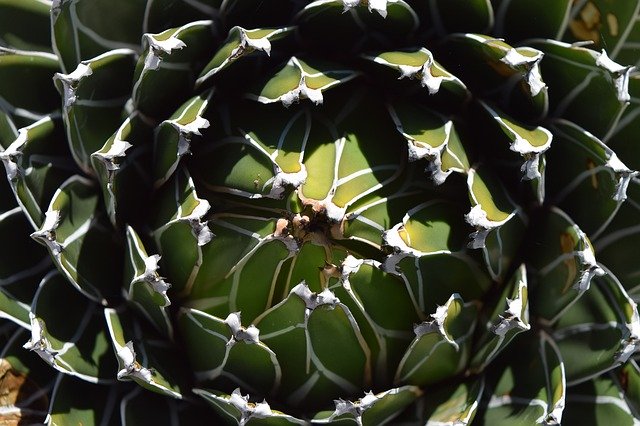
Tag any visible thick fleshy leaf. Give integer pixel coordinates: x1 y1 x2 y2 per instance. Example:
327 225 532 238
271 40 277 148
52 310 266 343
24 271 116 382
249 57 359 107
153 90 212 188
465 166 526 282
562 375 640 425
53 48 136 174
329 256 422 386
178 308 281 397
195 388 307 425
0 207 51 328
363 48 468 99
604 75 640 171
51 0 146 72
594 179 640 299
124 226 173 337
151 170 212 296
492 0 572 42
427 0 493 35
341 163 454 249
437 34 548 119
470 264 530 372
312 386 422 425
381 198 492 312
476 333 566 425
531 40 633 139
528 207 603 323
0 0 52 52
563 1 640 63
422 378 484 426
613 360 640 416
47 374 126 426
387 102 470 184
254 283 371 409
0 48 59 128
478 101 552 181
132 20 216 118
0 116 76 229
197 26 294 87
296 0 419 50
395 294 477 387
183 210 298 322
553 271 640 385
121 386 218 425
0 108 18 150
105 308 183 398
30 175 123 303
91 112 153 225
546 119 637 238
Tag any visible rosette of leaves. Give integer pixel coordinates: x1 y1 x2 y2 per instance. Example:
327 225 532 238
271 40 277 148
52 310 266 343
2 0 640 424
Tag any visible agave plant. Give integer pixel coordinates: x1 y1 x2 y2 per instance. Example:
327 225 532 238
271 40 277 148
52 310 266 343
2 0 640 424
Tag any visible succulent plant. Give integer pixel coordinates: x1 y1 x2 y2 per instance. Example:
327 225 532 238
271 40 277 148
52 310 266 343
2 0 640 424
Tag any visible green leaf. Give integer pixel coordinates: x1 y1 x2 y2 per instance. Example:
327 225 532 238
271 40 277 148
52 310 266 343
177 308 281 397
250 57 359 107
0 48 60 128
475 333 566 425
297 0 419 51
47 374 125 426
132 20 216 118
121 386 218 425
437 34 548 119
30 175 123 303
197 26 294 87
124 226 173 337
254 283 371 409
545 119 637 238
528 207 603 323
91 112 153 225
0 0 52 52
329 256 422 386
395 294 477 386
428 0 493 35
470 264 530 372
0 117 76 229
593 179 640 300
562 375 639 426
185 211 298 322
151 170 212 295
153 90 212 188
605 75 640 171
531 40 634 139
465 165 526 281
553 271 640 384
24 271 116 382
563 1 640 62
492 0 572 42
54 48 136 174
478 101 552 181
613 360 640 417
387 102 470 184
312 386 422 425
0 207 51 329
363 48 468 99
51 0 148 73
195 388 307 425
105 308 183 398
423 378 484 426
